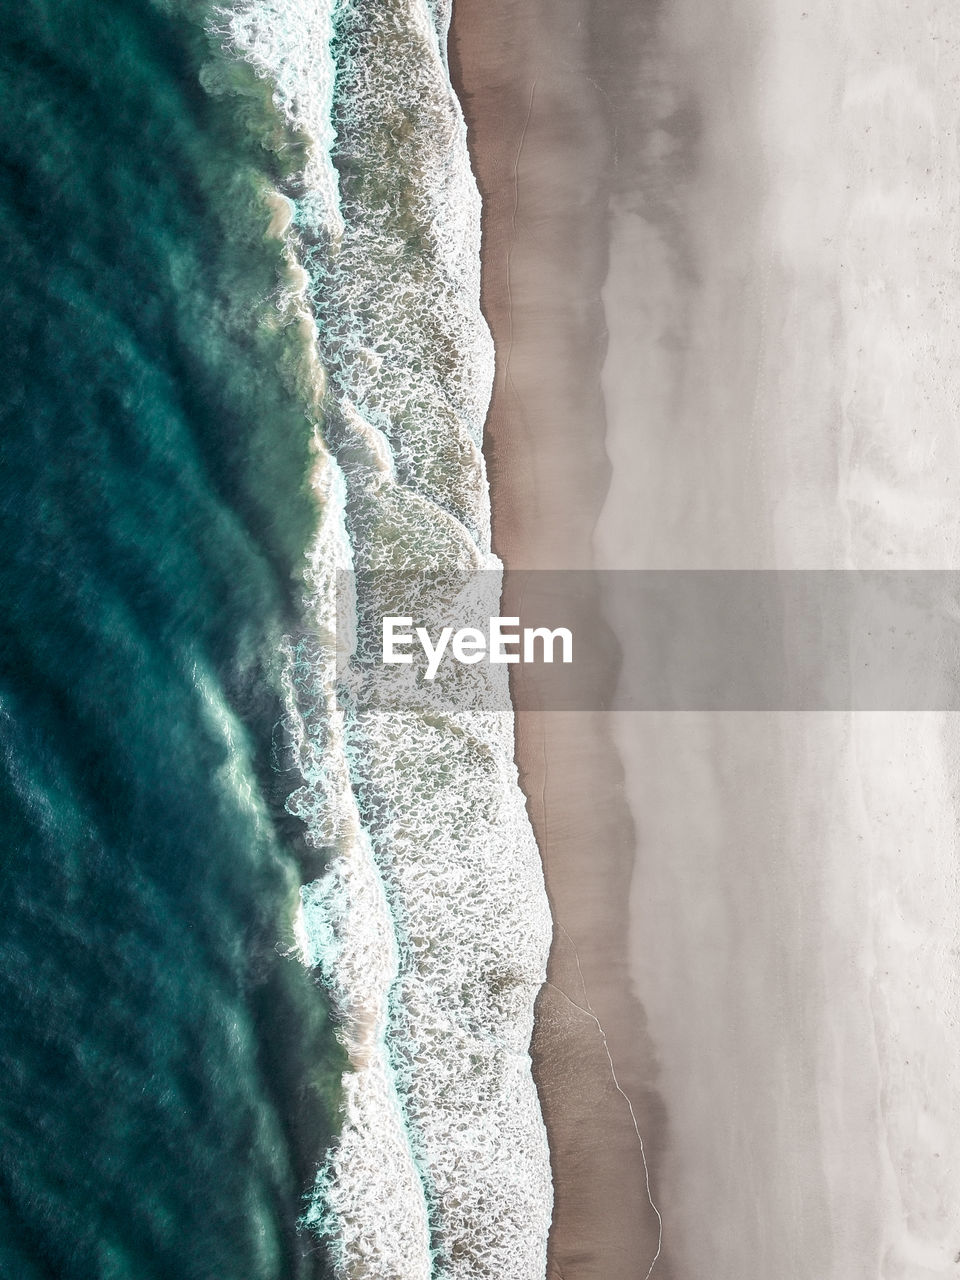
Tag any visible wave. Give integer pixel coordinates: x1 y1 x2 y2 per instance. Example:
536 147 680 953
212 1 554 1275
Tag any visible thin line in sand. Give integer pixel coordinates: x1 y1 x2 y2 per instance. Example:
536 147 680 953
549 922 664 1280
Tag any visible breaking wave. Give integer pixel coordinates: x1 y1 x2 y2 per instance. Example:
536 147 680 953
212 0 554 1275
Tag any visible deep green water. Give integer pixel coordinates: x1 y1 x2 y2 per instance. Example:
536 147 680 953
0 3 342 1276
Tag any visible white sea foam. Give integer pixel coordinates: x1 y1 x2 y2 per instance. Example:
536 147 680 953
216 0 344 242
212 0 554 1276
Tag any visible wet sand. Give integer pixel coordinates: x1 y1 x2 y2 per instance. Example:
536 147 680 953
449 3 668 1277
452 0 960 1277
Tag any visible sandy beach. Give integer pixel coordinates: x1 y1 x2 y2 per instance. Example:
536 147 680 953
452 0 960 1277
597 1 960 1276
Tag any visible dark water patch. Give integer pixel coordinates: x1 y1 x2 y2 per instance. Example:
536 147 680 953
0 2 341 1277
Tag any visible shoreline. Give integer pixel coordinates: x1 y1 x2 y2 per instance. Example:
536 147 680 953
448 4 668 1276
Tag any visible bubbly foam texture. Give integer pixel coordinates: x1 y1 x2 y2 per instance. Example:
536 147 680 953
214 1 554 1276
217 0 344 241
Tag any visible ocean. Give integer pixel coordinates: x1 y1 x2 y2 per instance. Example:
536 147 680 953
0 1 552 1278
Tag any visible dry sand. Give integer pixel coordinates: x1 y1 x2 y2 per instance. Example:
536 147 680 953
452 0 960 1277
598 2 960 1277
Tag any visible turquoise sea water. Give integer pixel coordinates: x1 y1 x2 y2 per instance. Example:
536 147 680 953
0 4 343 1276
